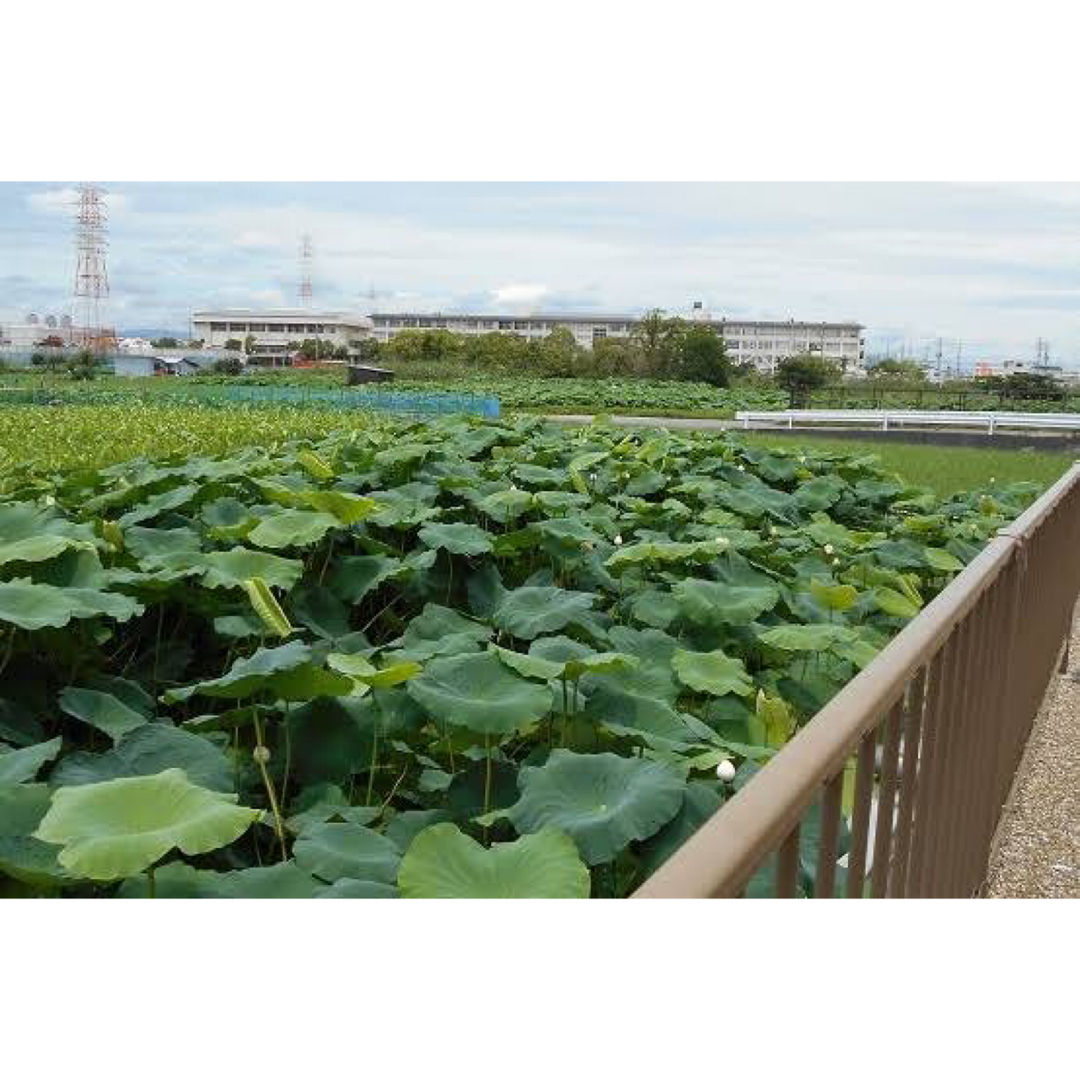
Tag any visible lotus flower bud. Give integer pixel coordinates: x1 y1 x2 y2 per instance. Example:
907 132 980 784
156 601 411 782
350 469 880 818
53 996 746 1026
716 759 736 782
614 534 623 545
252 745 271 765
824 544 834 555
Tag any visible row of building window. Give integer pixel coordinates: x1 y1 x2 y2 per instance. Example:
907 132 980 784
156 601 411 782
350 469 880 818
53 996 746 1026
208 323 332 334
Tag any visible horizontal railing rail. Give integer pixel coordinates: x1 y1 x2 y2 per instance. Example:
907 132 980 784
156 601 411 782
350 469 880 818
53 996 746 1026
634 463 1080 899
735 408 1080 433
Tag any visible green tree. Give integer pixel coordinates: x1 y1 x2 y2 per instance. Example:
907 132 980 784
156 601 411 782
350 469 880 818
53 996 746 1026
630 311 687 377
212 357 243 375
66 349 99 382
536 327 579 377
151 337 179 349
775 354 838 406
673 325 731 386
223 338 243 352
867 359 927 382
584 336 641 377
243 334 257 356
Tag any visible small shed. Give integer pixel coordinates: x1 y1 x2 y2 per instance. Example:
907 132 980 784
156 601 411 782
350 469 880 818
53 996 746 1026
347 364 395 386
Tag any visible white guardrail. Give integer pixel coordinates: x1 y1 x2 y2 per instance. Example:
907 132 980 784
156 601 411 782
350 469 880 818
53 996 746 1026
734 409 1080 433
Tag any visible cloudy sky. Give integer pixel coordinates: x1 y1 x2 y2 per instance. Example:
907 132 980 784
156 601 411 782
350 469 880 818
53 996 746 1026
3 181 1079 365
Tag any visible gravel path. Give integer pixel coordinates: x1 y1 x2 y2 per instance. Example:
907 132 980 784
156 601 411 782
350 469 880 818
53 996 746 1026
986 611 1080 898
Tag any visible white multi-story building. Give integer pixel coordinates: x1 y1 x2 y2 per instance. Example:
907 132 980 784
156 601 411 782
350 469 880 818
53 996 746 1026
0 314 76 351
190 310 374 365
367 305 864 375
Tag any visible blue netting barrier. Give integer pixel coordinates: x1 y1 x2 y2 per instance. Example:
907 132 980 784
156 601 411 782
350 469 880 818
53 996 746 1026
0 383 500 418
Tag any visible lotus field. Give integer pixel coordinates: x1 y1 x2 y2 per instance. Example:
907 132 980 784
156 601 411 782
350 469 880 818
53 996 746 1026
0 412 1037 898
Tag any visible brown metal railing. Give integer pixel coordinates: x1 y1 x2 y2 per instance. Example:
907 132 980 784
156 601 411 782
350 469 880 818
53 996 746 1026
634 463 1080 899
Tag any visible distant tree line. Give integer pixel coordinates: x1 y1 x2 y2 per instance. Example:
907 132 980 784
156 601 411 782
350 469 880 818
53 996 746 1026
370 310 734 386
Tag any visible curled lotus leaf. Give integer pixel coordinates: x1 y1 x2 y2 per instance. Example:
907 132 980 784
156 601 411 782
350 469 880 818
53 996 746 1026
33 768 261 881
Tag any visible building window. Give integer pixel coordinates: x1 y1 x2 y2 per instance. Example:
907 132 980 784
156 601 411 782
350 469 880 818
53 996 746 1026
228 323 247 333
210 322 227 332
499 321 513 330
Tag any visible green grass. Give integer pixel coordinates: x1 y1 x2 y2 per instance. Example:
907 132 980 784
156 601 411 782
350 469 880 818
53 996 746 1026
741 431 1075 496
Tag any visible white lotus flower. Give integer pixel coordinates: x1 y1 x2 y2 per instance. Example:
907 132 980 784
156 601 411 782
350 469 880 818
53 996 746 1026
614 534 623 545
737 464 745 472
716 759 736 782
824 544 834 555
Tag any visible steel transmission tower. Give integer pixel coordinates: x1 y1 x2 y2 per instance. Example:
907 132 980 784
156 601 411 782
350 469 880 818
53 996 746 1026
73 184 110 352
299 234 314 307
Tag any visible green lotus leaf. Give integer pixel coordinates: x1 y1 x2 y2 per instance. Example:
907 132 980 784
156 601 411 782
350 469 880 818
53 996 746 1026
752 690 795 748
924 546 964 573
383 809 453 852
292 822 401 885
50 724 234 792
59 687 150 744
117 483 201 527
123 526 201 564
150 547 302 592
475 488 534 524
33 768 261 881
248 508 342 549
418 522 494 556
398 823 590 898
0 533 93 568
488 644 563 681
327 554 405 603
637 780 725 878
0 782 67 888
298 490 378 525
492 586 595 640
809 580 858 613
0 737 62 784
873 586 922 618
671 578 779 626
758 623 855 652
398 603 492 648
119 859 323 898
584 686 716 752
672 648 753 697
162 641 353 703
0 579 141 630
316 878 399 898
406 652 551 735
507 749 685 865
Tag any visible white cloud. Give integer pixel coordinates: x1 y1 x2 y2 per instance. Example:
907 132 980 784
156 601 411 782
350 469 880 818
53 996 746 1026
490 284 548 308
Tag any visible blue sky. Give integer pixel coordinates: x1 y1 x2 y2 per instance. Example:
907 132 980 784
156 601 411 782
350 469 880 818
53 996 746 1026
3 181 1079 364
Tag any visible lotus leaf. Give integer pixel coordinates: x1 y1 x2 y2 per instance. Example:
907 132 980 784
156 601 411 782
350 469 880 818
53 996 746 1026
507 749 685 864
398 823 590 898
33 768 261 881
406 652 551 735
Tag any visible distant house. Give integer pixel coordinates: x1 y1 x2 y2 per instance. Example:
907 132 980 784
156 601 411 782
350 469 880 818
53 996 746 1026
113 352 215 377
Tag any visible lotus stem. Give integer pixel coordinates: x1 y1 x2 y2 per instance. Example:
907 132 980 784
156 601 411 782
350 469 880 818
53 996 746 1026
483 733 492 843
146 865 156 900
252 713 287 861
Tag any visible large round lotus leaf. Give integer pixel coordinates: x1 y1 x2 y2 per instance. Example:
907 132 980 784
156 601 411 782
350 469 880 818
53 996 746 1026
406 652 551 735
49 724 233 793
418 522 494 556
507 750 685 865
0 737 62 785
583 686 717 752
118 859 323 898
293 822 402 885
492 586 595 640
672 648 753 698
398 823 590 898
671 579 779 626
0 579 141 631
758 623 854 651
249 509 342 550
197 548 305 591
33 768 261 881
